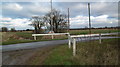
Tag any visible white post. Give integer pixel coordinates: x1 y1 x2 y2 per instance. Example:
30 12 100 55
73 38 76 56
34 36 36 40
99 33 101 44
68 39 71 48
68 35 71 48
52 35 54 39
68 34 71 48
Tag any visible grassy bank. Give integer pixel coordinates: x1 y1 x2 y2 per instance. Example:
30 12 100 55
43 38 119 65
1 32 67 45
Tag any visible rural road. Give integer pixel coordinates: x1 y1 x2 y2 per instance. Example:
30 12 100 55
0 36 120 52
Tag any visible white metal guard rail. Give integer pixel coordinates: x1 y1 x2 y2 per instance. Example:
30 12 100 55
32 32 119 56
32 33 70 40
69 32 119 56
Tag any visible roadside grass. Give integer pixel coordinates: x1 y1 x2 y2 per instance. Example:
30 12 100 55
44 45 74 65
43 38 119 65
1 32 67 45
15 32 34 39
2 38 68 45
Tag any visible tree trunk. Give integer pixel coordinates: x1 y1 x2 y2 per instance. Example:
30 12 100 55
34 26 38 34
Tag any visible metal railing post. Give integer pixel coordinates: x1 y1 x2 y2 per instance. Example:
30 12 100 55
52 35 54 39
73 38 76 56
68 35 71 48
34 36 36 40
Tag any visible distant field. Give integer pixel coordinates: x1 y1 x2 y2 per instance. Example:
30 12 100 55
70 29 119 35
1 29 119 45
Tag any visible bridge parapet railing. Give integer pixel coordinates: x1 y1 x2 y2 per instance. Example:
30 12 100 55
68 32 119 56
32 33 70 40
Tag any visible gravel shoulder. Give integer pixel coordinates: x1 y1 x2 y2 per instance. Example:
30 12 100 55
2 45 59 65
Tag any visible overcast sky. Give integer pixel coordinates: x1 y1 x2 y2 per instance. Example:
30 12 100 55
0 0 119 30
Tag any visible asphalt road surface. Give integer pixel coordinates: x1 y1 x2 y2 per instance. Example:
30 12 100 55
1 36 119 52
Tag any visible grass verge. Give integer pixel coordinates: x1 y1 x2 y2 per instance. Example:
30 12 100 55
1 32 67 45
2 38 68 45
43 38 119 65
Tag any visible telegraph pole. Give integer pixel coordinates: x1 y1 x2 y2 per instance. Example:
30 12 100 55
68 8 70 32
51 0 53 32
51 0 54 39
88 3 91 34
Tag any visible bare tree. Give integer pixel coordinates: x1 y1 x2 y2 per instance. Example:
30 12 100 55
30 16 45 34
44 9 68 33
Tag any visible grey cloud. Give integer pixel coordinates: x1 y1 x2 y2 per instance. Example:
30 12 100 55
53 2 118 18
2 2 50 18
2 2 118 19
2 0 120 2
1 2 118 29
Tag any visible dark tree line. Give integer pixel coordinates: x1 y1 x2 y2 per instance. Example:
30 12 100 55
1 27 16 32
1 27 8 32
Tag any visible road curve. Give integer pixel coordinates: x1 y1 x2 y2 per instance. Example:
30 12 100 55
1 36 119 52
